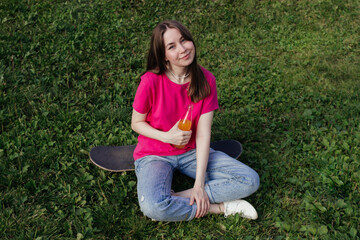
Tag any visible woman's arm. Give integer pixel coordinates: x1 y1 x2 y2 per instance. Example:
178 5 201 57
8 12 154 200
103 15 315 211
190 111 214 218
131 108 192 145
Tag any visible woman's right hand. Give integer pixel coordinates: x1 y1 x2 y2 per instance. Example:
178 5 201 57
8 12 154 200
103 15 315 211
164 120 192 145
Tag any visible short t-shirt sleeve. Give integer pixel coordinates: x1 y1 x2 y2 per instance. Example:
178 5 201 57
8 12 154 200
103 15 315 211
201 73 219 115
132 74 153 114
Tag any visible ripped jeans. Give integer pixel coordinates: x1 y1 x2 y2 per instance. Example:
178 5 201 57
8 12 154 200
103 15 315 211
134 148 260 221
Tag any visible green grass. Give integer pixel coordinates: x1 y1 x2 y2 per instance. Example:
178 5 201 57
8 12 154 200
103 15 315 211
1 0 359 239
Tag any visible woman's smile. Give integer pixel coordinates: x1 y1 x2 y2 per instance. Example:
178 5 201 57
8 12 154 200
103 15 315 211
180 52 190 60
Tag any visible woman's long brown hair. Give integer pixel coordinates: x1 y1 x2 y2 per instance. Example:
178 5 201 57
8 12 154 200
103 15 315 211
146 20 210 103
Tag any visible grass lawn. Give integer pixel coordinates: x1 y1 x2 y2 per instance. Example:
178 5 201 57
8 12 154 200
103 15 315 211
1 0 359 239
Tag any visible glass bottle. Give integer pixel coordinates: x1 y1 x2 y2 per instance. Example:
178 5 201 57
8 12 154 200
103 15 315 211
173 104 193 149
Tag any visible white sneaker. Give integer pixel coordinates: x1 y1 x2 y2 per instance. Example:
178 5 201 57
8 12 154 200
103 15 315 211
223 199 258 220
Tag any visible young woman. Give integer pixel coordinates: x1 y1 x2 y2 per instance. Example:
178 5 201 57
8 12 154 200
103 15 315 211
131 20 259 222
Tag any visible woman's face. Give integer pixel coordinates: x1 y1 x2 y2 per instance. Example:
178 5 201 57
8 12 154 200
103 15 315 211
163 28 195 70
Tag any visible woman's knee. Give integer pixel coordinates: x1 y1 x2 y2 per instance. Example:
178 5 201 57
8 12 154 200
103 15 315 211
242 167 260 195
139 196 171 221
250 169 260 193
231 167 260 196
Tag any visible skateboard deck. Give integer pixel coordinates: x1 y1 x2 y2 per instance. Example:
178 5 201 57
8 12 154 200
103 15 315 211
89 139 243 172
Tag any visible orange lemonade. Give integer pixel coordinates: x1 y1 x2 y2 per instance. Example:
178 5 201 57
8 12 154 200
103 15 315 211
173 104 193 149
178 119 192 131
173 119 192 149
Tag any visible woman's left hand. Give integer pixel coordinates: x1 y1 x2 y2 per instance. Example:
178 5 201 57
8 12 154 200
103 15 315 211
190 186 210 218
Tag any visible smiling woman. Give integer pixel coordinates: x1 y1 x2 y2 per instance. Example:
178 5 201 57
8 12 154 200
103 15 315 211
2 0 359 237
130 20 260 222
145 20 211 103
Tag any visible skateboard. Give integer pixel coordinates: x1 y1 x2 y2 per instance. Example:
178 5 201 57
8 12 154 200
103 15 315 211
89 140 243 172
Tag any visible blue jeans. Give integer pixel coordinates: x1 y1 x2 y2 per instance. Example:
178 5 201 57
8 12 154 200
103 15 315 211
134 148 260 221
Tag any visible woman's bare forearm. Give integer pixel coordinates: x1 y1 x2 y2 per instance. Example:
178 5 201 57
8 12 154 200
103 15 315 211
194 111 214 187
194 135 210 187
131 109 169 143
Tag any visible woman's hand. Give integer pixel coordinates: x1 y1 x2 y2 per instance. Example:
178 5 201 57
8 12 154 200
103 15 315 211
190 185 210 218
164 120 192 145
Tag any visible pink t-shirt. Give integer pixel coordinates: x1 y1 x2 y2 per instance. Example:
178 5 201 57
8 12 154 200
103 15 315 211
132 67 219 160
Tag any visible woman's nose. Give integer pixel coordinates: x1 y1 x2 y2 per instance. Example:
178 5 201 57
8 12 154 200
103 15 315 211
179 43 186 52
